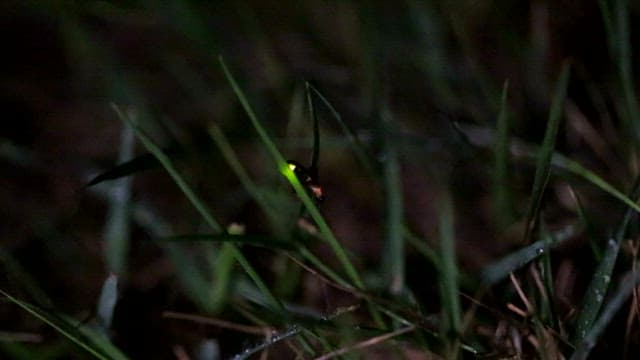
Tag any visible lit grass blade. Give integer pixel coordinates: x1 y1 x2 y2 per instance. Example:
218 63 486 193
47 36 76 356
111 104 282 311
0 289 127 360
436 190 461 357
218 57 364 289
572 176 640 343
571 271 640 360
481 224 579 286
493 80 514 229
524 63 571 240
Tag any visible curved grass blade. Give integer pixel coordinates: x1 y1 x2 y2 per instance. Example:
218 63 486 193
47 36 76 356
481 223 579 286
0 289 127 360
459 124 640 214
306 83 378 178
524 63 571 241
573 175 640 343
112 104 282 311
571 271 640 360
218 57 364 290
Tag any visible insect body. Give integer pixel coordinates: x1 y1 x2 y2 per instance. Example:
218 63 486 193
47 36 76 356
287 160 324 203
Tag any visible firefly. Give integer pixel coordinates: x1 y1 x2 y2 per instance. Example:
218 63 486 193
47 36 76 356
287 160 324 203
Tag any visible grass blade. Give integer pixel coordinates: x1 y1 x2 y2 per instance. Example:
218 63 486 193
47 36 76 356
218 57 364 290
571 271 640 360
96 274 118 334
524 63 571 241
103 123 134 275
437 190 461 357
572 175 640 343
0 290 127 360
307 84 378 178
460 124 640 214
112 105 282 311
481 224 579 286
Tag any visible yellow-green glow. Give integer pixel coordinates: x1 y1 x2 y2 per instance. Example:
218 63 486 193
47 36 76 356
288 163 297 171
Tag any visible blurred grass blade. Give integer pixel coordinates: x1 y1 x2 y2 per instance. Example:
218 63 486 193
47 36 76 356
460 124 640 213
112 104 282 311
218 57 364 290
573 175 640 343
112 105 222 233
96 274 118 334
599 0 640 143
524 63 571 241
103 122 134 276
161 234 297 250
493 80 514 228
381 110 405 295
571 271 640 360
208 124 293 233
0 290 127 360
437 190 461 356
569 187 602 261
481 224 579 286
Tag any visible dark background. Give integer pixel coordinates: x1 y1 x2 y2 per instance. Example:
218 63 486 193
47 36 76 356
2 1 640 358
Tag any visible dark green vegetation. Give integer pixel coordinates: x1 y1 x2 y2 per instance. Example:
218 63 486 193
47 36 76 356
3 1 640 359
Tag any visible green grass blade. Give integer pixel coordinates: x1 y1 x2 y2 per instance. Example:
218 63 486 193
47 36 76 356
209 124 357 296
459 124 640 214
572 176 640 343
481 224 579 286
208 124 293 233
218 57 364 290
493 80 514 229
553 154 640 213
0 290 127 360
112 105 221 233
112 104 282 311
436 190 461 356
571 271 640 360
524 63 571 240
